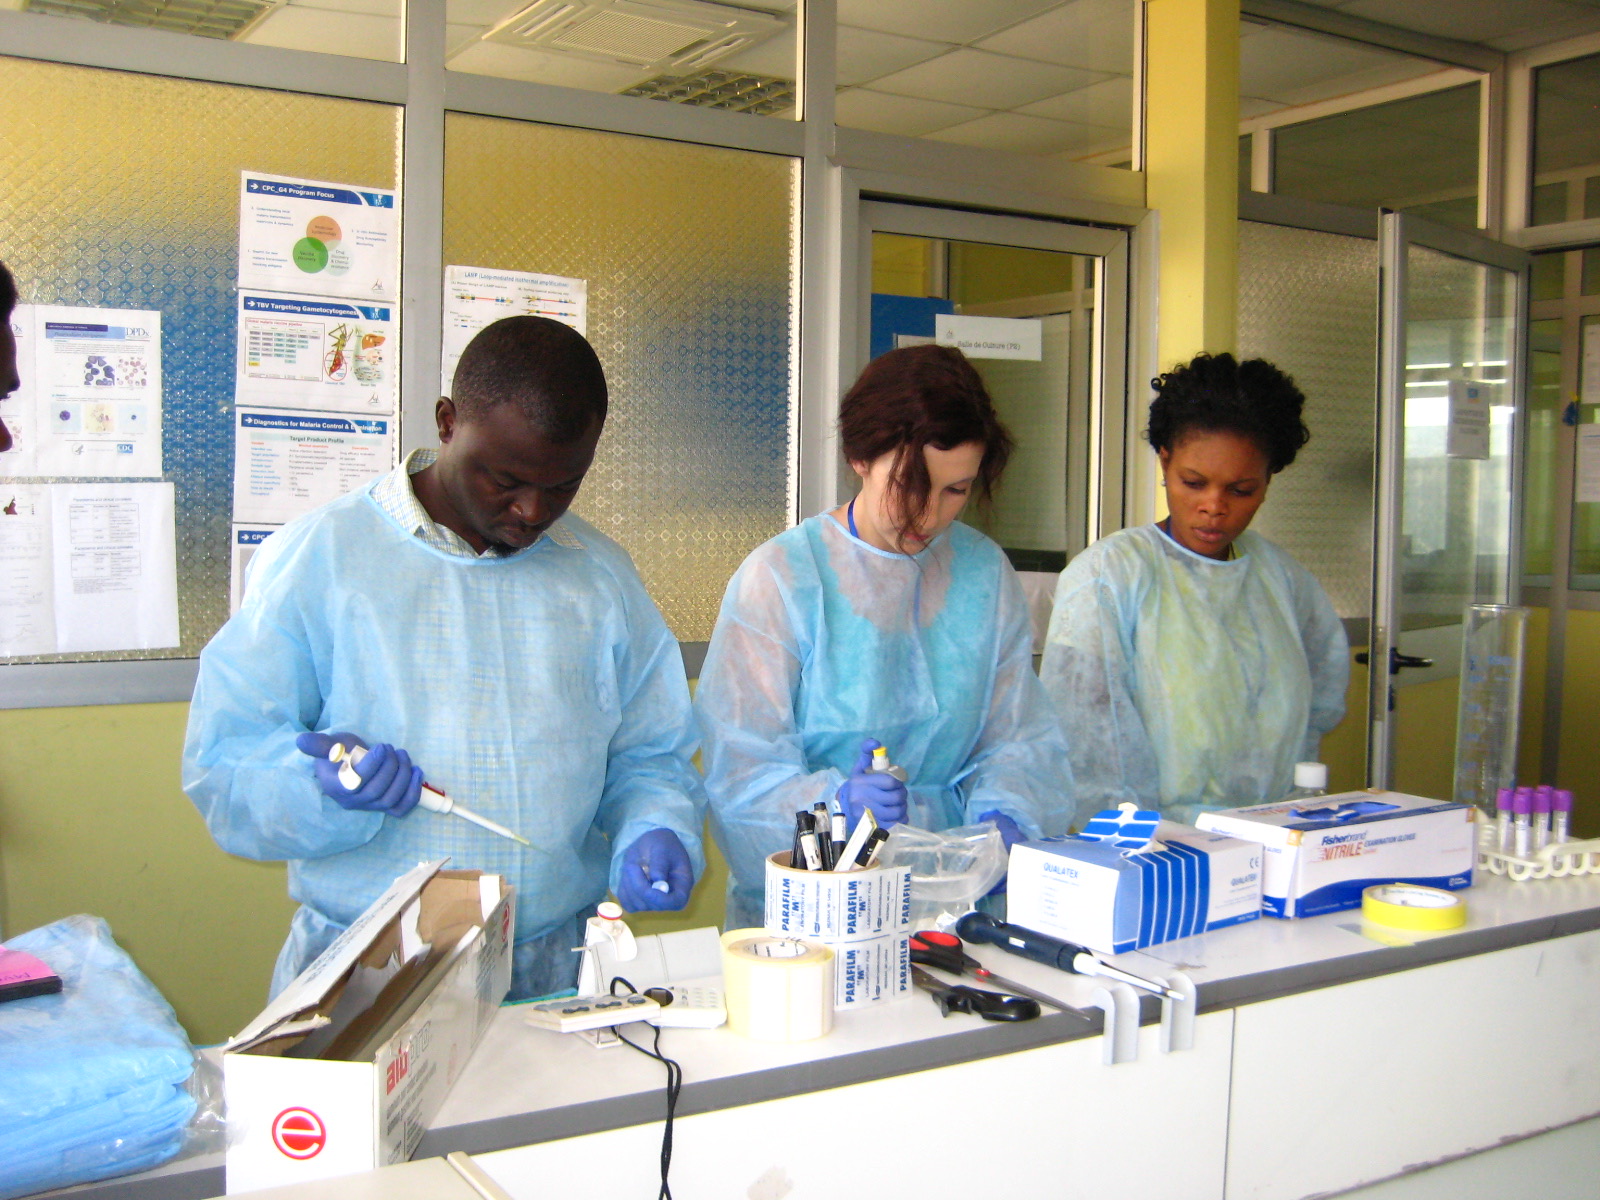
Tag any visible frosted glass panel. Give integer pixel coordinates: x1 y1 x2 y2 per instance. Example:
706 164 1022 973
443 114 797 641
0 56 399 663
1237 220 1377 621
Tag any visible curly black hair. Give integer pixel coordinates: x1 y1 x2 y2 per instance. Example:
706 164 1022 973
1145 352 1310 474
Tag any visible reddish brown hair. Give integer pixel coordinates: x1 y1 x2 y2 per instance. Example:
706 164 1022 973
838 344 1013 540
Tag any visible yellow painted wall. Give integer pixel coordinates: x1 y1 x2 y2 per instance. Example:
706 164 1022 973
0 703 295 1046
1558 609 1600 837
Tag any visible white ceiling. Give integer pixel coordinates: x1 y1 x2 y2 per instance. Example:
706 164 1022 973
227 0 1600 163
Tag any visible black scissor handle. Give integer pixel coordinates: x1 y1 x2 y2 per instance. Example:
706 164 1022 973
938 984 1041 1023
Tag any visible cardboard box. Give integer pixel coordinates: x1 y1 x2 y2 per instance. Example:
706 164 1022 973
1007 822 1262 955
1195 791 1476 918
224 861 512 1194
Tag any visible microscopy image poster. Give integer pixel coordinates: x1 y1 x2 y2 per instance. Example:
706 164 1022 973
236 292 396 415
238 172 397 302
25 305 163 479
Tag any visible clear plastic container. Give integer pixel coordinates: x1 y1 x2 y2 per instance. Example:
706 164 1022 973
1454 604 1528 816
1283 761 1328 802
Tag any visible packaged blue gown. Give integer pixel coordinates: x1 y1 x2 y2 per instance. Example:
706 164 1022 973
1041 524 1349 827
0 916 196 1199
183 482 706 999
695 513 1073 927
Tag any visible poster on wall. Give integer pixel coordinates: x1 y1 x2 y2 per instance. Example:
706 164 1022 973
934 314 1043 361
441 265 587 395
235 292 396 415
1584 322 1600 405
1444 378 1492 461
0 305 164 479
232 406 392 526
0 481 179 655
238 173 397 302
230 523 278 615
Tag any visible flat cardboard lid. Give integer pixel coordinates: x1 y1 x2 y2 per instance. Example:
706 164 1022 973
226 859 447 1051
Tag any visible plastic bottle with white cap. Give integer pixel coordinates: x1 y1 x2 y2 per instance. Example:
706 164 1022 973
1283 761 1328 803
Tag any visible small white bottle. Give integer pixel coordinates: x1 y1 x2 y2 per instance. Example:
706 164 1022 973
870 744 909 782
1283 761 1329 802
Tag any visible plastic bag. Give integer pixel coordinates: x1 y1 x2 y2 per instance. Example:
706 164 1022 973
880 822 1008 927
0 915 198 1199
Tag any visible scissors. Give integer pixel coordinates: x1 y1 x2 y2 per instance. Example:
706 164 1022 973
911 966 1039 1022
910 929 1091 1020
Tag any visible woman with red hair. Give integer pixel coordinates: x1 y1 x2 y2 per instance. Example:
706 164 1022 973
695 345 1072 927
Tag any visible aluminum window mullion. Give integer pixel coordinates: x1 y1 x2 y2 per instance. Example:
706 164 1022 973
1369 210 1408 789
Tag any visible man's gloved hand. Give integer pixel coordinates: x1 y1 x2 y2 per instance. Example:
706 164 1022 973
979 810 1024 895
295 731 423 817
837 738 908 827
616 828 694 911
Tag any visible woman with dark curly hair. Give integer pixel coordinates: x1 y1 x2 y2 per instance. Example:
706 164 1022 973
696 344 1072 927
1041 352 1349 827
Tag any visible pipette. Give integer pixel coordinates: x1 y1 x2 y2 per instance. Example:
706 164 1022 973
954 911 1185 1002
328 742 530 846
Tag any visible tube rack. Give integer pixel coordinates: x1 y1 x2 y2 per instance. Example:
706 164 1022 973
1478 825 1600 881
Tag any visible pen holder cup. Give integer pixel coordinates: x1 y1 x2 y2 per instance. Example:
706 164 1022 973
764 851 912 1010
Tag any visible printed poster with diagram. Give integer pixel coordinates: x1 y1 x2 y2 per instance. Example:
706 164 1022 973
236 292 395 415
232 407 392 526
442 265 587 395
0 305 163 478
229 523 277 615
239 173 397 302
0 481 179 656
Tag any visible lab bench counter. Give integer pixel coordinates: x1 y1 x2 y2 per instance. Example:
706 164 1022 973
42 874 1600 1200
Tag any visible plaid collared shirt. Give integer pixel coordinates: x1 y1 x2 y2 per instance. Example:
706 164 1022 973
370 448 582 557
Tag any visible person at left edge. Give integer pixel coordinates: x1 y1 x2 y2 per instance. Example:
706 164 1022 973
183 315 706 1000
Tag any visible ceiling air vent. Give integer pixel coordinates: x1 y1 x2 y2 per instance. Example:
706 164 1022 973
26 0 279 38
622 68 794 116
484 0 784 74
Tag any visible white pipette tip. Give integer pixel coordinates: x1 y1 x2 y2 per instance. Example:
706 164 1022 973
453 805 531 847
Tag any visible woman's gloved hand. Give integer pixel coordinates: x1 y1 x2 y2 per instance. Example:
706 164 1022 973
295 731 423 817
837 738 909 827
616 828 694 911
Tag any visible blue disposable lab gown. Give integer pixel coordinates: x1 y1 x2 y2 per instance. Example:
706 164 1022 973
1041 525 1350 827
695 513 1073 928
183 485 706 999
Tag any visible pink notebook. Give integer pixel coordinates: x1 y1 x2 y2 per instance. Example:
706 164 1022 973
0 946 62 1003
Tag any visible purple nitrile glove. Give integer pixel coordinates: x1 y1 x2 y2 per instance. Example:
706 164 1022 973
616 828 694 912
837 738 908 827
295 730 423 817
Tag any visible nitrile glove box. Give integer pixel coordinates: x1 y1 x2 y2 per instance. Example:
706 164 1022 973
1195 791 1476 919
1006 822 1263 955
223 861 512 1194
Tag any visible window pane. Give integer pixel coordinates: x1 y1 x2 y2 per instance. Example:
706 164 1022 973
1239 134 1254 189
1530 52 1600 228
1584 247 1600 297
1272 84 1481 229
15 0 402 61
0 56 399 664
1574 317 1600 589
1531 249 1565 302
444 115 797 638
446 0 799 118
1523 319 1563 585
836 0 1137 166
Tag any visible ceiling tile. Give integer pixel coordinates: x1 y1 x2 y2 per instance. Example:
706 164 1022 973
288 0 397 17
1239 25 1411 103
1015 74 1131 127
835 0 1063 45
447 21 483 54
976 0 1134 73
242 5 399 58
443 40 648 89
1338 0 1596 45
445 0 520 29
870 47 1110 109
926 110 1099 155
714 26 797 77
837 25 951 87
834 87 989 137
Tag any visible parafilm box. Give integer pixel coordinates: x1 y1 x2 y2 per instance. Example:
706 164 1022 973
1195 791 1476 918
223 861 512 1194
1006 823 1262 955
764 851 911 1009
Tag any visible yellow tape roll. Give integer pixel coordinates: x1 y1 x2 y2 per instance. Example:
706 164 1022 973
1361 884 1467 931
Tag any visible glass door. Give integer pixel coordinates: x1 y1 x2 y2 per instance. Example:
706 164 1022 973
1370 211 1531 793
858 202 1128 579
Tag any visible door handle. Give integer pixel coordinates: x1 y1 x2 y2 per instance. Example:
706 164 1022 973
1354 648 1435 675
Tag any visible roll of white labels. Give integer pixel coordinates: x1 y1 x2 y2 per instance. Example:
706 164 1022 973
720 930 834 1042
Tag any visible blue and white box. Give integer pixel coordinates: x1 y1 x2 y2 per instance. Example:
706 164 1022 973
1195 791 1476 919
1007 822 1263 955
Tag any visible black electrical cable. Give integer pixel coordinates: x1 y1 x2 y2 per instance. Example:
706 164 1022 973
609 977 684 1200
